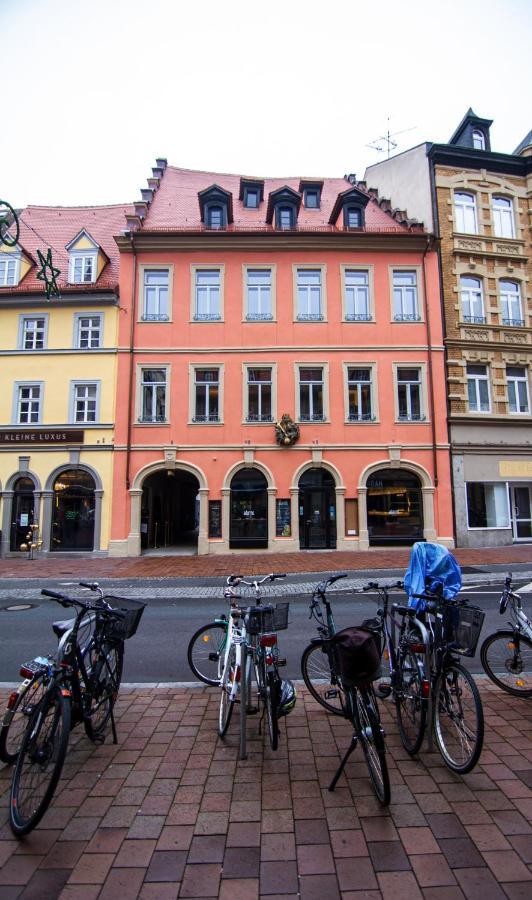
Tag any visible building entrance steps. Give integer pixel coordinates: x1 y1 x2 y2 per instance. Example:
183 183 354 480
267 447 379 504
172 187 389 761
1 682 532 896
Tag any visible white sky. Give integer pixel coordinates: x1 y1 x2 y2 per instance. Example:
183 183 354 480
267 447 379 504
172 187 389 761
2 0 531 209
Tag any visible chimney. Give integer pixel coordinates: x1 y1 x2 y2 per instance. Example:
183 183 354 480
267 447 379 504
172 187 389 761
156 158 168 170
346 173 357 185
141 188 154 204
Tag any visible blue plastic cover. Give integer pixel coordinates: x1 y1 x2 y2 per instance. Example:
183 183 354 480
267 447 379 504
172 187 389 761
404 542 462 611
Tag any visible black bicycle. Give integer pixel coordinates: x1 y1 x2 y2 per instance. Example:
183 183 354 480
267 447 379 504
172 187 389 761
9 585 145 836
480 574 532 696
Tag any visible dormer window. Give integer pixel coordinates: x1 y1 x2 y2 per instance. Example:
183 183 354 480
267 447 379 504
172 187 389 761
198 185 233 230
472 129 485 150
239 178 264 209
329 186 369 229
345 207 362 228
70 253 96 284
299 180 323 210
278 207 294 229
245 190 259 209
266 186 301 230
305 190 319 209
0 254 20 287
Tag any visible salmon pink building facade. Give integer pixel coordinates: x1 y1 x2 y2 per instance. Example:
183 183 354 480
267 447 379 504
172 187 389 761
108 162 454 556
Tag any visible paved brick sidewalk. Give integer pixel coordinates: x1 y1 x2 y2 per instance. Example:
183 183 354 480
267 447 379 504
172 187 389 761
1 682 532 899
0 544 530 580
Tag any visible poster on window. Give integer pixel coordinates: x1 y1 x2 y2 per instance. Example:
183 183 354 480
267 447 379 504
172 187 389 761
209 500 222 538
276 499 291 537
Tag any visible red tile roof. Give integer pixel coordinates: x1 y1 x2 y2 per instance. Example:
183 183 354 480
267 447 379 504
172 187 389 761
139 166 423 233
1 203 134 294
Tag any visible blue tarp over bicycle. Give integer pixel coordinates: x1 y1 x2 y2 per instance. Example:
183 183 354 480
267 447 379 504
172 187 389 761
404 542 462 611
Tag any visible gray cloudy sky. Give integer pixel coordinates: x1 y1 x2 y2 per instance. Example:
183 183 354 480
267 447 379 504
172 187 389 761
2 0 531 209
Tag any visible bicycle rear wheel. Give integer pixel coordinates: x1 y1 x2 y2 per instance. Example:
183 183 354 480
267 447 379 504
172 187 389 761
10 683 70 835
354 685 390 806
84 641 124 740
0 674 47 765
301 642 346 716
188 621 227 685
219 643 237 737
433 661 484 774
480 631 532 696
395 648 427 755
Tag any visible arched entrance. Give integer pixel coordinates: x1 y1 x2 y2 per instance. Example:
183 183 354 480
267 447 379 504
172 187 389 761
141 469 199 552
230 469 268 549
299 468 337 549
51 469 96 551
10 477 35 551
366 468 423 545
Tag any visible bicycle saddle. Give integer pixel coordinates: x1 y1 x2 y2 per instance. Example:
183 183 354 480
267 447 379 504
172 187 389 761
52 618 75 639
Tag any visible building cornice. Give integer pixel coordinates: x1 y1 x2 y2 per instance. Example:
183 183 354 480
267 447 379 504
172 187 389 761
0 291 119 308
429 144 532 177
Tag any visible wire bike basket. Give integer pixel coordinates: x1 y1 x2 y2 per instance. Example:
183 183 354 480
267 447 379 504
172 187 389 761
246 602 289 635
446 604 485 657
101 597 146 641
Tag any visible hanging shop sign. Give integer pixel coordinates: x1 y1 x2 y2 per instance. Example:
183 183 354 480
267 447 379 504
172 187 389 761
0 430 85 444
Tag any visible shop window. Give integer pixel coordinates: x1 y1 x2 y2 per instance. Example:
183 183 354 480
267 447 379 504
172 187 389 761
367 469 423 545
230 469 268 548
51 469 95 551
466 482 509 528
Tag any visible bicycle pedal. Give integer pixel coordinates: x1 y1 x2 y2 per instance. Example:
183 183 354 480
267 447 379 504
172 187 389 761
377 684 392 699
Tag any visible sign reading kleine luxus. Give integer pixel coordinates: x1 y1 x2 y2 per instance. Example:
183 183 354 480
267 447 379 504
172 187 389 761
0 430 85 444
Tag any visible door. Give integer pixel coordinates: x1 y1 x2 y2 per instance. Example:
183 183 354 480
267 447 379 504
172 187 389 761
298 469 336 549
511 485 532 541
230 469 268 549
10 477 35 551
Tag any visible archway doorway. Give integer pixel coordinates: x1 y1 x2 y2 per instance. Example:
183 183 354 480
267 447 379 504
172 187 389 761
366 468 423 545
141 469 199 553
51 469 95 551
299 468 337 549
230 469 268 549
10 477 35 551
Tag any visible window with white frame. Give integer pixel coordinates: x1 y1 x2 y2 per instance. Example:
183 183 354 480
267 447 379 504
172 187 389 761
347 367 373 421
140 369 167 423
344 270 371 321
142 269 169 321
194 368 220 422
393 271 420 321
194 269 221 320
299 368 324 421
454 192 477 233
246 368 272 422
0 256 18 286
460 276 485 324
70 253 96 284
492 196 515 239
467 364 490 412
207 206 224 229
466 482 509 528
296 269 323 320
76 314 102 349
246 269 273 320
16 384 42 424
396 367 423 421
278 207 294 229
21 317 46 350
72 383 98 423
506 366 530 414
499 280 524 326
472 130 485 150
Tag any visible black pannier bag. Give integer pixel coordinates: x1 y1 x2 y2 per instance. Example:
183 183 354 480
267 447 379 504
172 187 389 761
331 626 381 687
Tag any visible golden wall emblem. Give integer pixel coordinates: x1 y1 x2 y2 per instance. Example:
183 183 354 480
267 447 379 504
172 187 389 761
275 413 300 446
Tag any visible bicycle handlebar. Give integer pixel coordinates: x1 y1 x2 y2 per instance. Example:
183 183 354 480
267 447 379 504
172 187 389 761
41 588 126 618
361 580 404 592
226 573 286 587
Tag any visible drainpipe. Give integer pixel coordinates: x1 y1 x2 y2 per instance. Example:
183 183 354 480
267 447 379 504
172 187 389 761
421 236 438 488
125 236 138 491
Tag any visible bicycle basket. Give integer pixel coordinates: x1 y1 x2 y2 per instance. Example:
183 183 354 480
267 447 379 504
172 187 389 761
100 596 146 641
331 626 381 687
246 602 289 635
451 604 485 657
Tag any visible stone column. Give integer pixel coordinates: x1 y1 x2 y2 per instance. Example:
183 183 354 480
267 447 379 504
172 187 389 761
197 487 209 555
41 490 54 554
335 486 347 550
422 486 437 541
267 486 277 550
220 488 231 553
127 489 143 556
1 491 13 557
290 486 300 547
93 489 103 551
357 487 369 550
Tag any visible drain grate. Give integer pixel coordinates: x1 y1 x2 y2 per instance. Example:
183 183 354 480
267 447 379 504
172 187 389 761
2 603 36 612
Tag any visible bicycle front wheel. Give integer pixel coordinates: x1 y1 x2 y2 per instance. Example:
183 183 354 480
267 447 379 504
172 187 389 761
301 642 346 716
354 686 390 806
480 631 532 696
188 622 227 685
433 662 484 774
0 674 47 765
395 648 427 755
84 641 124 740
265 670 279 751
10 684 71 836
219 642 237 737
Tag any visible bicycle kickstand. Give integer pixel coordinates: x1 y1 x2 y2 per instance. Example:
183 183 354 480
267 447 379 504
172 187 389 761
329 733 358 792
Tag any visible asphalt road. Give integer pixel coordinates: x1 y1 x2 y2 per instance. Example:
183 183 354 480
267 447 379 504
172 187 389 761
1 575 530 683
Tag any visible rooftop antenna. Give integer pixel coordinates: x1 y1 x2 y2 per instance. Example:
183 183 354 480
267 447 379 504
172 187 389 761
366 118 417 158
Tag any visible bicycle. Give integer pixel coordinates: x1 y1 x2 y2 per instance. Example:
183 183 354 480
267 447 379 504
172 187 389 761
407 584 485 773
0 581 121 766
300 574 390 804
9 585 145 836
480 573 532 696
218 573 291 757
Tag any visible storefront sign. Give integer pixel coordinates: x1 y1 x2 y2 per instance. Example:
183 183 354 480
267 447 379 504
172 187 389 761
499 461 532 478
0 430 84 445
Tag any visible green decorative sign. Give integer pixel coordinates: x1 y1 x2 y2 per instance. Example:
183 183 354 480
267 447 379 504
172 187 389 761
0 199 19 247
36 248 61 299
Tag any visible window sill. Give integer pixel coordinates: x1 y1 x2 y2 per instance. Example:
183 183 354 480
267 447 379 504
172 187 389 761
245 314 274 322
140 315 170 323
191 417 222 424
137 418 168 425
296 315 325 322
298 416 327 423
393 315 422 323
245 416 274 423
344 314 373 322
462 316 487 325
347 416 377 423
192 315 223 322
502 319 525 327
396 416 427 423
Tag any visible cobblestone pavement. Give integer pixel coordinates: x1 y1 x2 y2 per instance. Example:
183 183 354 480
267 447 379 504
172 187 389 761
1 682 532 899
0 544 530 581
